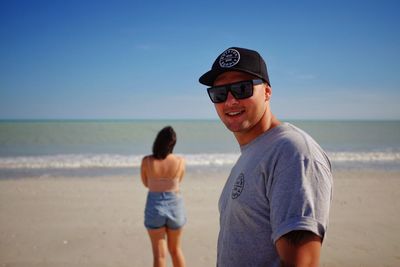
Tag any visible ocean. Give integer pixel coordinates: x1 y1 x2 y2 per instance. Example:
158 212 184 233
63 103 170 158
0 120 399 178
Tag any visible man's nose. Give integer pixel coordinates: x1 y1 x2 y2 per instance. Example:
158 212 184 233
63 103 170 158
225 91 239 105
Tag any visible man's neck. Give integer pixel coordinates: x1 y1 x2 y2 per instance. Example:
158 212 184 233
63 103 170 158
234 113 281 146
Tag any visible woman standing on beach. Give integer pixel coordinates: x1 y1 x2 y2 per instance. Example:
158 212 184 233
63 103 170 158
141 126 186 267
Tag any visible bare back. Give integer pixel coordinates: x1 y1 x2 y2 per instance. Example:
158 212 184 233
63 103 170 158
141 154 185 192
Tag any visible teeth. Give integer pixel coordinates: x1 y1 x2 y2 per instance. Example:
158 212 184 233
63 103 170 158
227 111 242 116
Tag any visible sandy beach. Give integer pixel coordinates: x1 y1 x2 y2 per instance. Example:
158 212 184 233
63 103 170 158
1 169 400 267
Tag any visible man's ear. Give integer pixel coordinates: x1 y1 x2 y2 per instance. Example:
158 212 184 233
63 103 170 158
265 85 272 101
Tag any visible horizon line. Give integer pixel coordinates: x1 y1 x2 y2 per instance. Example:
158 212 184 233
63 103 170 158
0 118 399 122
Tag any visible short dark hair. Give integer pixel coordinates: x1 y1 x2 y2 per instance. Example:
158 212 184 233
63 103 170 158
152 126 177 159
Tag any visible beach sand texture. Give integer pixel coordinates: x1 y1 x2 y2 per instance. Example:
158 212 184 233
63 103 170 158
1 170 400 267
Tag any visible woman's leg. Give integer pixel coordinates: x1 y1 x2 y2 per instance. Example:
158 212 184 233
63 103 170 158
166 227 186 267
148 227 167 267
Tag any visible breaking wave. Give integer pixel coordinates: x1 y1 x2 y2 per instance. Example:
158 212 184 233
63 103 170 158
1 151 399 170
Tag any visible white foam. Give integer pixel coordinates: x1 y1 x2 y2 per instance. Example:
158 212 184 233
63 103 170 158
0 154 143 169
329 151 400 162
0 151 399 170
0 153 240 169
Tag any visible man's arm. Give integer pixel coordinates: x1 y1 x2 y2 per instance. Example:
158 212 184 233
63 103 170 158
275 230 322 267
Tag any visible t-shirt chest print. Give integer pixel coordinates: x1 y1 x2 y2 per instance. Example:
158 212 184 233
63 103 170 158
231 173 245 199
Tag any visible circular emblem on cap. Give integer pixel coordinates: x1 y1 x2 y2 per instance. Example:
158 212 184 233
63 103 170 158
219 48 240 68
231 173 245 199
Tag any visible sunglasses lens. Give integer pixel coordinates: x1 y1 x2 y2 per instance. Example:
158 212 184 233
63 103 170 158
207 80 259 103
208 87 228 103
231 81 253 99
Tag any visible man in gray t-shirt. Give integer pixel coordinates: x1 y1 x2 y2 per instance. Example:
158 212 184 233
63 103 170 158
199 47 333 266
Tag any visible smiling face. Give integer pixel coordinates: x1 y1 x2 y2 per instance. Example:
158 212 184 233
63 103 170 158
213 71 275 145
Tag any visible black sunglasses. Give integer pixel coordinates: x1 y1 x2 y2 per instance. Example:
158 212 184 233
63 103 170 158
207 79 264 103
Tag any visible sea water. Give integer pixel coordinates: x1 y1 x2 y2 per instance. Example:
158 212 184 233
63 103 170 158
0 120 399 178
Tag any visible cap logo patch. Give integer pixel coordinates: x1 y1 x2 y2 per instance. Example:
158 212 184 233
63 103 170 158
219 48 240 68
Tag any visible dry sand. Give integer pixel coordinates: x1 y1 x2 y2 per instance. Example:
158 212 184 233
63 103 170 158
1 169 399 267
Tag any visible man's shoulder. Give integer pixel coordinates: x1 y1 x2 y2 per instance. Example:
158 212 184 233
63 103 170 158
257 123 312 151
258 123 330 168
271 123 322 151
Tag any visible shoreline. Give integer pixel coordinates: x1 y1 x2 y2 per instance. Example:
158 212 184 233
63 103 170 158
0 169 399 266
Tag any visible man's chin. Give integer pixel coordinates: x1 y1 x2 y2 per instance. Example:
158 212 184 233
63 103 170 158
223 121 248 133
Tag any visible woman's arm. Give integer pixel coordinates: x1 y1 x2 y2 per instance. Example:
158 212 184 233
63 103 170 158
140 156 148 187
178 158 186 182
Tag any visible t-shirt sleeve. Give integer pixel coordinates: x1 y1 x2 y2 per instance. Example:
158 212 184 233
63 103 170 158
269 158 333 244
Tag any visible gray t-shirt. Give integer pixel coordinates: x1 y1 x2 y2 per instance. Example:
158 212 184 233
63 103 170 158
217 123 333 267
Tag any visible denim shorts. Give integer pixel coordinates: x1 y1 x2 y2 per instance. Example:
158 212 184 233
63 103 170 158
144 192 186 230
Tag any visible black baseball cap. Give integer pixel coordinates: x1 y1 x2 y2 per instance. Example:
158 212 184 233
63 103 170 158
199 47 270 86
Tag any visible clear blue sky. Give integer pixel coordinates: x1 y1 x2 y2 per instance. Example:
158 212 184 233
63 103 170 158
1 0 399 120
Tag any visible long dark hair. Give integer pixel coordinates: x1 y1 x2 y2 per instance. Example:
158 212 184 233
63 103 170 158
152 126 177 159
